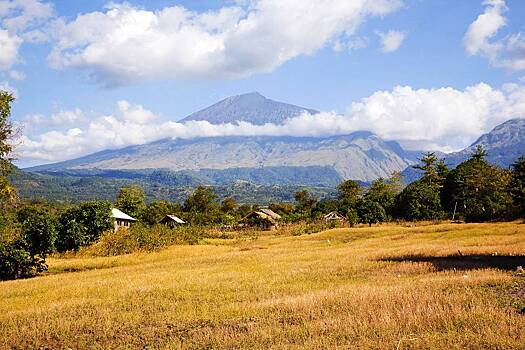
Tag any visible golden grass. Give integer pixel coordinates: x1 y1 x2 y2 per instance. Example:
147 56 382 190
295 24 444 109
1 222 525 349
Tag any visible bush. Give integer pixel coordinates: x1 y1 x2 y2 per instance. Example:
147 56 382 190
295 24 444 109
85 224 204 256
57 201 113 252
0 243 46 280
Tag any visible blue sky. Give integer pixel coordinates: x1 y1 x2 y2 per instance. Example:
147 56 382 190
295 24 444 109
1 0 525 166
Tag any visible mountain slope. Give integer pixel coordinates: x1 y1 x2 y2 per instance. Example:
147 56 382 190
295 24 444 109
401 118 525 183
179 92 319 125
446 118 525 168
27 132 418 182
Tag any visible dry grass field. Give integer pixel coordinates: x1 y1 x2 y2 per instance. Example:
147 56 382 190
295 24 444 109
1 222 525 349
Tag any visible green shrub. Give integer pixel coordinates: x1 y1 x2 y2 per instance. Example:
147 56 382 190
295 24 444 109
85 224 204 256
0 243 46 280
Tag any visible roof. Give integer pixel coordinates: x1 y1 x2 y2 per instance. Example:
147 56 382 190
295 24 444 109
160 215 186 224
111 208 137 221
324 211 345 220
259 208 282 220
243 211 277 223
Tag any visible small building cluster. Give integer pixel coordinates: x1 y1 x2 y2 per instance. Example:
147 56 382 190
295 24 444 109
112 208 187 231
112 206 344 231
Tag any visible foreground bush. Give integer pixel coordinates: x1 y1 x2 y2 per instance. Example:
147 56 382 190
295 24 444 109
0 243 46 280
85 224 203 256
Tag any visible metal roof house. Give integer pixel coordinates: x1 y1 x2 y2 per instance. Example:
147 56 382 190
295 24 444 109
112 208 137 231
159 215 186 228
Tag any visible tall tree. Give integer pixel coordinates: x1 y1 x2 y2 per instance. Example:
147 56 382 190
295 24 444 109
441 146 512 222
510 156 525 215
394 180 443 221
337 180 362 213
358 198 386 227
116 185 146 219
0 91 16 208
183 186 220 225
413 152 448 187
364 174 402 216
0 91 15 176
294 189 317 213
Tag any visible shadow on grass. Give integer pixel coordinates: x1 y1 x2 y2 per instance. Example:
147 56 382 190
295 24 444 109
380 254 525 271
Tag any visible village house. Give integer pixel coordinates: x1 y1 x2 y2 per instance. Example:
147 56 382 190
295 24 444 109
241 208 282 230
324 211 345 224
112 208 137 231
159 214 186 228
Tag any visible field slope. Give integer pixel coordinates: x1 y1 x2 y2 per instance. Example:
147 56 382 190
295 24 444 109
1 222 525 349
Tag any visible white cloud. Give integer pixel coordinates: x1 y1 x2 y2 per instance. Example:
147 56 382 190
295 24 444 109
50 108 85 124
377 30 405 53
47 0 403 85
0 0 54 71
0 29 22 69
117 100 157 124
17 83 525 164
464 0 525 71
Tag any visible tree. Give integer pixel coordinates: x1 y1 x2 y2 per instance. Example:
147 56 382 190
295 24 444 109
141 200 182 226
358 199 386 227
364 176 401 216
413 152 448 188
0 90 15 176
311 199 339 218
345 208 359 227
394 180 443 221
269 202 295 215
183 186 220 225
221 197 238 214
56 201 113 252
1 208 58 279
17 208 57 259
441 147 512 222
294 189 317 213
510 156 525 214
337 180 362 213
0 91 17 208
116 185 146 219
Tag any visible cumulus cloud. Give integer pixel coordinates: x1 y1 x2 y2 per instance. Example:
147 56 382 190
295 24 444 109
17 83 525 164
464 0 525 71
47 0 403 85
377 30 405 53
0 29 22 70
0 0 53 71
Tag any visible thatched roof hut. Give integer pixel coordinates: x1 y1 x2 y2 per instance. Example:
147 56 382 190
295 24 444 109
241 210 279 230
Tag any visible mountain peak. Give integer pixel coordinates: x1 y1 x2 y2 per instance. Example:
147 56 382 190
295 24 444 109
180 92 319 125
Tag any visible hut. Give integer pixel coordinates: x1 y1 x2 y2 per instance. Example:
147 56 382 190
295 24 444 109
159 214 186 228
241 210 280 230
259 208 282 220
112 208 137 231
324 211 345 224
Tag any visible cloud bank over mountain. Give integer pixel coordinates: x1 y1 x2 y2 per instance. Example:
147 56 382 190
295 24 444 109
18 82 525 165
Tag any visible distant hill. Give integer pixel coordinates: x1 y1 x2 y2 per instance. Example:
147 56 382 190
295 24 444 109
402 118 525 183
27 132 419 182
179 92 319 125
445 118 525 168
9 168 338 204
